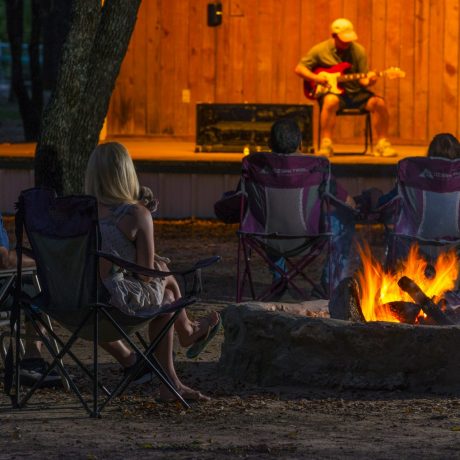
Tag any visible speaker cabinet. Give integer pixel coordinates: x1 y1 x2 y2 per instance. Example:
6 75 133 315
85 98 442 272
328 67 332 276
195 103 313 153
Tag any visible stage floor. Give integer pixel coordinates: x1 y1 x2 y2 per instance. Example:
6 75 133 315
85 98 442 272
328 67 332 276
0 137 426 168
0 138 427 217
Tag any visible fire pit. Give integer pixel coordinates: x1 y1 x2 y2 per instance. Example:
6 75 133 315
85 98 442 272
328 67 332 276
220 302 460 391
219 247 460 392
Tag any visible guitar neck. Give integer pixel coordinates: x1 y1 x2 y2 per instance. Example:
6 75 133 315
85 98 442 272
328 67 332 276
338 71 385 82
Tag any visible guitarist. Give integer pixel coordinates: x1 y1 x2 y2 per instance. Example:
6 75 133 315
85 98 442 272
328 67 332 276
294 18 396 157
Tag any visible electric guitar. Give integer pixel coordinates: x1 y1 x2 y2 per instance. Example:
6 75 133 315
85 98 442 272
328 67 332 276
303 62 406 100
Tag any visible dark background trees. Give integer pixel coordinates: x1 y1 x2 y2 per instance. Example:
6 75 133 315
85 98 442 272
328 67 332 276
4 0 71 141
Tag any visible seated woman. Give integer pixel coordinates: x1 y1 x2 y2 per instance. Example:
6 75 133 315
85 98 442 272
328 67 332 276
84 142 220 402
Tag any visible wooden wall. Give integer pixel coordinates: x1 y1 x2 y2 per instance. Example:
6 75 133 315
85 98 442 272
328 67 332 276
107 0 460 146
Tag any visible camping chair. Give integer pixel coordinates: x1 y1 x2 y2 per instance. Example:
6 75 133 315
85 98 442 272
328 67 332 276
236 152 335 302
0 267 70 390
4 188 219 417
1 267 37 363
383 156 460 269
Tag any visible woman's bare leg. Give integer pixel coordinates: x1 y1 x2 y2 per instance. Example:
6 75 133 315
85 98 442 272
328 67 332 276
100 340 135 368
147 305 209 401
160 280 220 348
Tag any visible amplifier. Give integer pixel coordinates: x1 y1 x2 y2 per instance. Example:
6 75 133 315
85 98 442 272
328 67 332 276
195 103 313 153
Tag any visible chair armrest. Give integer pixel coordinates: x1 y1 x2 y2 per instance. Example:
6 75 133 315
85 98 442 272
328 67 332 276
182 256 221 275
96 251 220 278
97 251 220 297
97 251 172 278
323 192 359 216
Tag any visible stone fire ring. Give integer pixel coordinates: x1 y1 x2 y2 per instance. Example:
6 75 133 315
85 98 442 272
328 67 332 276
219 302 460 392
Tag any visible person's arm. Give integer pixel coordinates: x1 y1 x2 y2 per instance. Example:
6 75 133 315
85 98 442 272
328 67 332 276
294 48 329 86
294 62 329 86
331 178 356 209
355 46 377 88
130 204 157 281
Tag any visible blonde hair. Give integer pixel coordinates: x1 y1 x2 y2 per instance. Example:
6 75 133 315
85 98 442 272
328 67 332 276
84 142 140 205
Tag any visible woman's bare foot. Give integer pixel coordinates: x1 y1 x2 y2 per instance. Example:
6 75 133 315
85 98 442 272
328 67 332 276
159 383 210 402
178 311 220 348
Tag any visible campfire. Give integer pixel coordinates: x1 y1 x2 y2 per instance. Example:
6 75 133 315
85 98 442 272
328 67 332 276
355 244 459 325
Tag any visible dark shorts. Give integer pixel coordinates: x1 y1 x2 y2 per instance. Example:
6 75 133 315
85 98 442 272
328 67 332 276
320 89 379 111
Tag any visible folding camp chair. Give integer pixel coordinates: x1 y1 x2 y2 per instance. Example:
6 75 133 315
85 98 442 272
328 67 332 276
1 267 36 363
383 156 460 269
5 188 219 417
1 267 70 390
236 152 335 302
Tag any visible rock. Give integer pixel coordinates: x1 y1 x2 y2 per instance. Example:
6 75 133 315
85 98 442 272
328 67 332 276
219 302 460 392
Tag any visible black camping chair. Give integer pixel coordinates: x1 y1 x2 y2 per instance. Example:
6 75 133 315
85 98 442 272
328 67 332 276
5 188 219 417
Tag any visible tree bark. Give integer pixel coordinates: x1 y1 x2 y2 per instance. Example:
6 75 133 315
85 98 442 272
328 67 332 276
35 0 142 195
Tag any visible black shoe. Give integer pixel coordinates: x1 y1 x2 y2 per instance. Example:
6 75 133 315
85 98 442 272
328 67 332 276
124 354 156 385
20 357 63 388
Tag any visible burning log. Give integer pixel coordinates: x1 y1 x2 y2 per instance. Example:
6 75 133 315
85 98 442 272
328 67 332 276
384 301 421 324
398 276 454 325
329 277 365 321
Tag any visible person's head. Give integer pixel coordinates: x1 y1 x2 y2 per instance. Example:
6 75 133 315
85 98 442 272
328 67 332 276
331 18 357 50
84 142 140 205
269 118 303 154
427 133 460 159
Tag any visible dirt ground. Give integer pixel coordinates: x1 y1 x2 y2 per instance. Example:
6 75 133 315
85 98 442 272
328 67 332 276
2 220 460 459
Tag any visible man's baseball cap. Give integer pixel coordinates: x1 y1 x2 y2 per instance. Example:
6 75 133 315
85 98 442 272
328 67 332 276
331 18 358 42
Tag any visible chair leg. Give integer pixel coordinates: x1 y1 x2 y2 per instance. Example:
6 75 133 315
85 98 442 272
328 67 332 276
92 306 99 418
317 106 322 152
364 112 372 154
42 314 71 391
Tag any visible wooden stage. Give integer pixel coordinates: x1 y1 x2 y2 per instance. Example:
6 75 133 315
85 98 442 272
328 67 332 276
0 138 426 218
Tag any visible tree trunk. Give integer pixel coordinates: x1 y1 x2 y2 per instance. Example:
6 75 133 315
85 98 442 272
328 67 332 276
35 0 142 195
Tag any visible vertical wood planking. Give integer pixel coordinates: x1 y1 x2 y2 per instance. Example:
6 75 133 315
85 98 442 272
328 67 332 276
384 0 402 138
146 0 162 134
255 0 275 103
173 0 191 135
283 1 301 103
427 0 444 137
188 0 216 137
398 0 415 141
271 1 284 102
352 0 373 139
412 0 429 142
158 0 176 134
241 0 257 102
132 1 147 134
443 0 459 135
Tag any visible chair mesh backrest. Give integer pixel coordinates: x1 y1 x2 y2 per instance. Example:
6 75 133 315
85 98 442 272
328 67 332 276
240 153 330 238
395 157 460 241
18 189 99 316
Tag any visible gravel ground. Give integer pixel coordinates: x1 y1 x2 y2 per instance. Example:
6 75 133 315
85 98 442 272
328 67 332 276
2 219 460 459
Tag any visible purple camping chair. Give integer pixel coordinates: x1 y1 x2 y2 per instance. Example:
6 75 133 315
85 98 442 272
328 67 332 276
384 156 460 269
236 152 334 302
4 188 219 417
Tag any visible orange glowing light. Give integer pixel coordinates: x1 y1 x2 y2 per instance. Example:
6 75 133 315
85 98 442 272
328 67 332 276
356 243 459 323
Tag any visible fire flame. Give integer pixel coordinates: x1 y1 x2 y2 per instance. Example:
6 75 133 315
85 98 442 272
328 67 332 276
356 243 459 322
